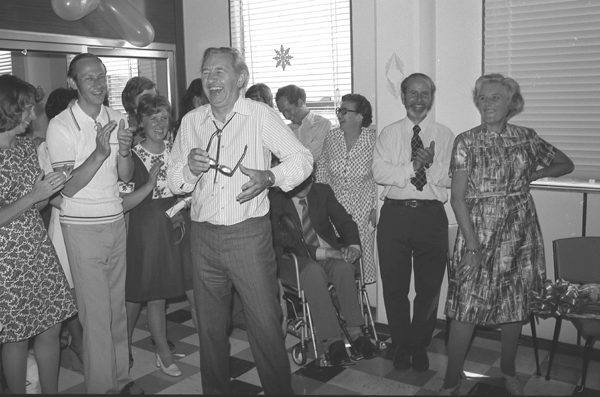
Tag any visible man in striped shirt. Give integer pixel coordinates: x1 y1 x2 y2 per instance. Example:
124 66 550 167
167 47 313 395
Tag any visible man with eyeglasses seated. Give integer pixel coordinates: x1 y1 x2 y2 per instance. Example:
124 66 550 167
167 47 313 395
270 173 378 366
275 84 332 163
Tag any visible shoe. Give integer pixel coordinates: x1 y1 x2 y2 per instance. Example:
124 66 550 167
327 340 352 366
393 345 411 370
129 353 134 369
119 381 145 394
438 379 461 395
411 344 429 371
502 373 524 396
156 353 182 377
151 337 176 354
353 336 377 359
68 345 84 372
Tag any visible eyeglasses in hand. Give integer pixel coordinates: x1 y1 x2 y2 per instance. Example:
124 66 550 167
205 114 247 181
335 107 359 115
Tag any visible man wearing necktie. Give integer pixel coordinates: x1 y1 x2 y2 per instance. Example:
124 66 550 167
270 175 378 366
372 73 454 372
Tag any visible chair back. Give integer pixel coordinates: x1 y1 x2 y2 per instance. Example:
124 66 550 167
553 237 600 284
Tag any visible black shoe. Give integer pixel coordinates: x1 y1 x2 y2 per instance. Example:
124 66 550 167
393 345 411 370
119 381 145 395
129 353 134 369
327 340 352 367
151 337 176 354
353 336 377 359
411 344 429 371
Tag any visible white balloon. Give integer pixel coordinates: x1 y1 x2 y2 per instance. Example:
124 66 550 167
51 0 100 21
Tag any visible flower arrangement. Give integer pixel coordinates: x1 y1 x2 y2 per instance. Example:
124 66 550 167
531 280 600 320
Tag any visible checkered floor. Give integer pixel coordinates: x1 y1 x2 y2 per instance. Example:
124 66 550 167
51 298 600 395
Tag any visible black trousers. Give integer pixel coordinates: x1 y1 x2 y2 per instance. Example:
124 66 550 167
377 200 448 347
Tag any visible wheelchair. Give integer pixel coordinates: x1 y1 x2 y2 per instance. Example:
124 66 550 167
279 252 386 367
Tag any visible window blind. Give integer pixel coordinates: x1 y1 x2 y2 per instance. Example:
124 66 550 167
0 51 12 75
230 0 351 126
484 0 600 181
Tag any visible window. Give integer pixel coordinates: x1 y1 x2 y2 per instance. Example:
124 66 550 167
230 0 351 125
484 0 600 181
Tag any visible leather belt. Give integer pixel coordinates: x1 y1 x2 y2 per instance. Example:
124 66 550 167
385 198 440 208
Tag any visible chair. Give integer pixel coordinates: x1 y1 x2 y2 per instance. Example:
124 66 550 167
542 236 600 392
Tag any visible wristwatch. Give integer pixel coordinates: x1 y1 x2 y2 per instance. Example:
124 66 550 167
266 170 275 187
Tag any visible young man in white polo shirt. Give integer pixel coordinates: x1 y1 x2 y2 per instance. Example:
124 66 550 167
46 53 142 395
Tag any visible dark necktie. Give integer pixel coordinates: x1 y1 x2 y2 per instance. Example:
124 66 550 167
299 198 319 246
410 125 427 191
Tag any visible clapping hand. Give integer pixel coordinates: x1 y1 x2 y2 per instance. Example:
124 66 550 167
95 120 117 159
147 161 163 189
415 141 435 170
29 171 67 203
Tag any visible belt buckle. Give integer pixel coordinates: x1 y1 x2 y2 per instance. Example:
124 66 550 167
408 200 418 208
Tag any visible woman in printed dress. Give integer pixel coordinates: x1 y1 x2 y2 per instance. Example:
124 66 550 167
440 74 574 396
316 93 378 284
0 74 77 394
123 95 194 377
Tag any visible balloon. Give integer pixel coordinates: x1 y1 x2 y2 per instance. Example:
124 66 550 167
97 0 155 47
51 0 100 21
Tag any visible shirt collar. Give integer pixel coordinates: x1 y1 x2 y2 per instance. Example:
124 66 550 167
404 113 431 132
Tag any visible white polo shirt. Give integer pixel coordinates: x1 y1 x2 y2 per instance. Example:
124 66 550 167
46 101 126 225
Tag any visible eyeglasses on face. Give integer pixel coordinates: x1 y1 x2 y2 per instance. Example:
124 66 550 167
335 107 359 115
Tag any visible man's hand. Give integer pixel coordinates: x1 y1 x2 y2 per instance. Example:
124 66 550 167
187 148 211 177
95 120 117 160
117 119 133 154
236 165 271 204
414 141 435 171
341 246 361 264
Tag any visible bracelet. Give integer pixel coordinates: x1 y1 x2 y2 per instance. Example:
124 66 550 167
465 248 479 255
119 150 131 157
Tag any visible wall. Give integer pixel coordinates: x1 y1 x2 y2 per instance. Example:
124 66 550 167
182 0 231 86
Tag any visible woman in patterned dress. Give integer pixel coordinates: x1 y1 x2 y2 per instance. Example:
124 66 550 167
316 93 378 283
0 74 77 394
440 74 574 396
123 95 194 378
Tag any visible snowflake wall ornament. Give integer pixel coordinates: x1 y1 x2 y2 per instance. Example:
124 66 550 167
385 53 405 99
274 45 293 71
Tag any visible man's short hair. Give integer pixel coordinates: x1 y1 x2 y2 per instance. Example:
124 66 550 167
201 47 249 90
67 53 106 81
246 83 274 108
400 73 437 97
122 76 157 116
275 85 306 105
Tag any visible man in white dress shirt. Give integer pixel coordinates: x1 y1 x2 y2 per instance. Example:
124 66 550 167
372 73 454 373
167 47 313 395
275 84 331 162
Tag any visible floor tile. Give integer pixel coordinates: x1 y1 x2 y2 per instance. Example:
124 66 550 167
48 298 599 396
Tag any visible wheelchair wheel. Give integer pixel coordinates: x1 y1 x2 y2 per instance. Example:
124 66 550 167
291 344 307 366
279 279 288 338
